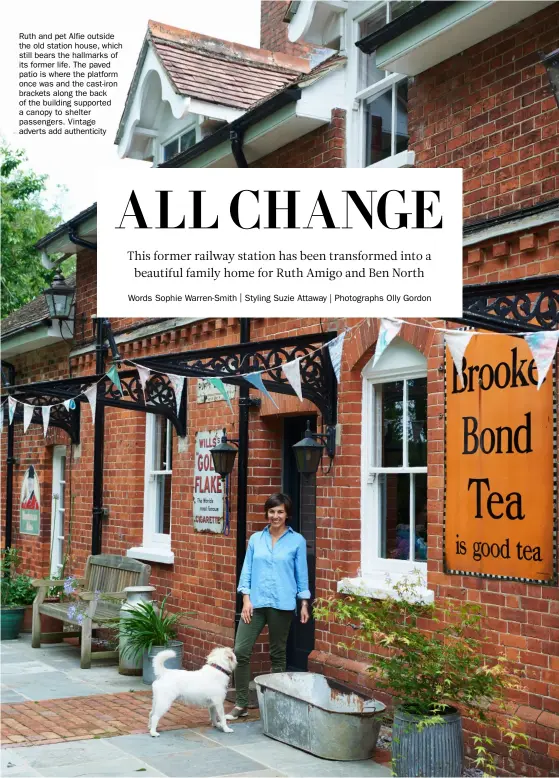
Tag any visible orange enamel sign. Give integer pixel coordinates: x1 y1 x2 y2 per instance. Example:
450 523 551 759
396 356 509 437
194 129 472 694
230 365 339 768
445 335 556 582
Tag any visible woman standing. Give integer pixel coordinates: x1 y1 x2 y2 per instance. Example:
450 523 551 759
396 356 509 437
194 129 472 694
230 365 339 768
226 493 311 720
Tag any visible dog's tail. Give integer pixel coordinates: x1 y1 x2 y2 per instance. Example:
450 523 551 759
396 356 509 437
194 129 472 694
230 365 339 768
152 649 176 678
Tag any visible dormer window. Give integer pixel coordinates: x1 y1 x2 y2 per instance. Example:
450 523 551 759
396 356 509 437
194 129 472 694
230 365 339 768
163 128 197 162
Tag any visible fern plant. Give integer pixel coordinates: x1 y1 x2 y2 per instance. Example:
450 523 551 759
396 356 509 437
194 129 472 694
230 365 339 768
116 596 189 661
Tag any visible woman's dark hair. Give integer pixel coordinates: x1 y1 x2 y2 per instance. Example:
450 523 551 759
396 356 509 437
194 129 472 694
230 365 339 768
264 493 292 522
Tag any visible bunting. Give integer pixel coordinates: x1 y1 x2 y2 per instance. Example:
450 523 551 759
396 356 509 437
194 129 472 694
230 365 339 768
244 372 279 409
168 373 185 411
8 396 17 425
327 332 346 383
63 398 76 411
524 331 559 390
137 365 151 399
106 365 123 396
282 358 303 401
42 406 51 437
23 404 34 433
207 377 234 412
373 319 402 367
84 385 98 423
445 331 475 389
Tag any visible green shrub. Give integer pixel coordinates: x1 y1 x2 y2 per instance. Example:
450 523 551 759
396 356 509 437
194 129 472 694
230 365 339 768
1 548 36 608
115 595 190 661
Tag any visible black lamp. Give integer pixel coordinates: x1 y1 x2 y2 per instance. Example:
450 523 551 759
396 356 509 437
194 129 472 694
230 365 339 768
292 420 336 475
210 431 239 479
43 271 75 320
541 48 559 108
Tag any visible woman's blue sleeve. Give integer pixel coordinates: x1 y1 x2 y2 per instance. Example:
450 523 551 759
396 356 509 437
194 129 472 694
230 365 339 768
295 538 311 600
237 535 254 595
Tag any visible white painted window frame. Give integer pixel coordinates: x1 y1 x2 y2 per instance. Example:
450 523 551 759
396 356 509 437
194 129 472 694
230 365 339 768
346 1 414 169
50 446 67 577
160 120 199 165
128 414 174 564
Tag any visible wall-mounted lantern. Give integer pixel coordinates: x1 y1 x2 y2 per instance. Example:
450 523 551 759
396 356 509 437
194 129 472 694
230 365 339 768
292 420 336 475
43 271 75 320
210 430 240 479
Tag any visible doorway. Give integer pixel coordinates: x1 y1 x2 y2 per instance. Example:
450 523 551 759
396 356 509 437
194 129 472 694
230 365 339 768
283 417 316 671
50 446 67 577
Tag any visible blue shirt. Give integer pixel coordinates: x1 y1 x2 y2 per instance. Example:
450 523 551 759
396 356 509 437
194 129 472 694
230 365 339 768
238 525 311 611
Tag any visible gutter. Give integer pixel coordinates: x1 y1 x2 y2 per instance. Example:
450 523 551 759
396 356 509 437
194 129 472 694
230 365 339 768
160 87 302 168
356 1 455 53
35 203 97 251
1 317 52 342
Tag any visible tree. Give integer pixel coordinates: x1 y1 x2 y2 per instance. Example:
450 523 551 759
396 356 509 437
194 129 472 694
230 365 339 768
1 145 62 318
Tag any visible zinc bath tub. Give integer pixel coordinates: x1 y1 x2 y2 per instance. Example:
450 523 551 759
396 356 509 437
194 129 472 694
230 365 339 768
254 672 385 761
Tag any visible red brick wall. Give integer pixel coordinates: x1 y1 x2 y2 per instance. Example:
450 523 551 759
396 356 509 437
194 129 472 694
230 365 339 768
409 5 559 224
260 1 317 60
253 109 346 168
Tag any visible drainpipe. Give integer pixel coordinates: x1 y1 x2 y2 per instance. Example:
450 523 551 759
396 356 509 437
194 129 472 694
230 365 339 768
68 227 97 252
91 318 107 555
235 318 250 625
2 361 16 548
230 129 248 168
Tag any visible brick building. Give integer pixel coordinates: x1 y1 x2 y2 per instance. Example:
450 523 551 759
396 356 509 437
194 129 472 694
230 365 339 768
2 2 559 775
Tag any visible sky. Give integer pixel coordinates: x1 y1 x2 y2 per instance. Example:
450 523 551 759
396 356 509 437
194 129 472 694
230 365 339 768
0 1 261 219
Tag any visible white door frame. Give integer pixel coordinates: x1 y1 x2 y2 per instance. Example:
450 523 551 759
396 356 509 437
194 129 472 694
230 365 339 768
50 446 67 577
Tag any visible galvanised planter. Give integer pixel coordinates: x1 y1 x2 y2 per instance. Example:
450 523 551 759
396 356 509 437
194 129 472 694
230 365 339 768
1 607 26 640
143 641 184 685
392 705 463 777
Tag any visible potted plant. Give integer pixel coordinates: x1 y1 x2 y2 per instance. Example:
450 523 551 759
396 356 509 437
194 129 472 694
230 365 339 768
314 573 526 776
114 595 189 684
1 548 36 640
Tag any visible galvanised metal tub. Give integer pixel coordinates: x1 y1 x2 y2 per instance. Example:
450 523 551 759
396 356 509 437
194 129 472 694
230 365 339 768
254 672 385 761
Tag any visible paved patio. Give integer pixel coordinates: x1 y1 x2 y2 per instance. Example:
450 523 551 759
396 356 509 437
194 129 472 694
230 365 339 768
1 636 391 778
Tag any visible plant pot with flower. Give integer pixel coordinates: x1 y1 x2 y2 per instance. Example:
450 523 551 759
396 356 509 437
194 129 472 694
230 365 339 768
1 548 37 640
314 572 526 777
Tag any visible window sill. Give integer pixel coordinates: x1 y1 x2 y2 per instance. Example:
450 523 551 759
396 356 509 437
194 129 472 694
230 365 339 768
367 150 415 169
127 547 174 564
337 574 434 604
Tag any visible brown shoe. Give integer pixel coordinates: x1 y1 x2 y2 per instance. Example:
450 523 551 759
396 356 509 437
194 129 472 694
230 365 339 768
225 706 248 721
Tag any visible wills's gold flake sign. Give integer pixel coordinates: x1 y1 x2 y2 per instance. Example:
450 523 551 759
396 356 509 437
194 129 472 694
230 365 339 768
445 335 555 583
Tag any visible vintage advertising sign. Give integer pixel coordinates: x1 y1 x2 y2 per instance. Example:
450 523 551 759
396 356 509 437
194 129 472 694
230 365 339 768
193 430 224 533
445 335 556 583
196 379 237 405
20 466 41 536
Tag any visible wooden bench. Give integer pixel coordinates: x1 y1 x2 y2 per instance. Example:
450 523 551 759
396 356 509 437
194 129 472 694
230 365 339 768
32 554 151 669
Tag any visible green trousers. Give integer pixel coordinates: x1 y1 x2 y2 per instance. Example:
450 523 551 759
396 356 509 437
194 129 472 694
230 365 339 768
233 607 293 708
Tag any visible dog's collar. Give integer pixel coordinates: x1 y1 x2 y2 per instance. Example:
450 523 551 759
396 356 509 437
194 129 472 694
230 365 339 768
208 662 232 677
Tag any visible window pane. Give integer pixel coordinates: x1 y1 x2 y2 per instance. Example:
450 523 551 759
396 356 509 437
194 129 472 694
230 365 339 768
360 5 389 38
414 473 428 561
380 381 403 466
365 89 393 165
180 129 196 152
155 474 171 535
389 1 422 23
395 80 409 155
407 377 427 466
163 138 179 161
153 418 172 472
379 473 409 559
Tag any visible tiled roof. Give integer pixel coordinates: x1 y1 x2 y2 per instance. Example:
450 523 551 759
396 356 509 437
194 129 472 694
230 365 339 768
148 20 309 110
1 275 75 338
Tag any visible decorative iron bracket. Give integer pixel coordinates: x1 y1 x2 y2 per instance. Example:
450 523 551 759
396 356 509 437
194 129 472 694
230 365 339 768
450 276 559 333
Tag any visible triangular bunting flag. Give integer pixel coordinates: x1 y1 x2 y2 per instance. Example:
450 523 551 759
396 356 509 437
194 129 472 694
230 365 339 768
445 331 474 389
167 373 185 411
8 396 17 425
282 358 303 401
63 398 76 411
42 406 51 437
327 332 346 383
524 331 559 390
106 365 123 396
84 384 98 423
137 365 151 400
372 319 402 367
23 403 34 433
244 372 279 409
208 377 234 412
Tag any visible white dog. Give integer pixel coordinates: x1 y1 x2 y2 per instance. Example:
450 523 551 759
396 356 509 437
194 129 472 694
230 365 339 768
149 646 237 737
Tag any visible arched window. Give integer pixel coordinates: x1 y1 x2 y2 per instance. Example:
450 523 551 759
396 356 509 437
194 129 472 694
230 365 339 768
361 337 428 581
